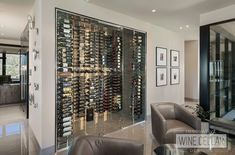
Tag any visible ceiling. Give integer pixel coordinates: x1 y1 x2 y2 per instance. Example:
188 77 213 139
0 0 34 41
89 0 235 40
0 0 235 41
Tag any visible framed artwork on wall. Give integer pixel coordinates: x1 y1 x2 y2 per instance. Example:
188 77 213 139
156 47 167 66
156 68 167 87
170 50 180 67
170 68 180 85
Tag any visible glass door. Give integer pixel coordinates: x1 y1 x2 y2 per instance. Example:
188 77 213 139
209 30 216 119
210 29 232 118
20 52 29 117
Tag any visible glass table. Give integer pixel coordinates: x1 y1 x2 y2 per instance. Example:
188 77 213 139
154 144 208 155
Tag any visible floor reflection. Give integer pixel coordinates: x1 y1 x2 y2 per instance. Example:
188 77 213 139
0 121 25 155
0 105 40 155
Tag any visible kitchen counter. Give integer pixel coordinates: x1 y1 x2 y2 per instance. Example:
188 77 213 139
0 83 21 105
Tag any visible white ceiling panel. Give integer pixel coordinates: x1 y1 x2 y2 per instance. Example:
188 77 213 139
89 0 235 40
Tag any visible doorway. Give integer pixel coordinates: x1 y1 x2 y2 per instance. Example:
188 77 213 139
0 24 29 121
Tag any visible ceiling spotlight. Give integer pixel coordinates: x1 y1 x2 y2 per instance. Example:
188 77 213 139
152 9 156 13
0 24 4 28
1 33 4 36
186 25 189 28
179 27 183 30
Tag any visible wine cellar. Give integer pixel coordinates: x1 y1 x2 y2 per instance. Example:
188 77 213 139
56 9 146 149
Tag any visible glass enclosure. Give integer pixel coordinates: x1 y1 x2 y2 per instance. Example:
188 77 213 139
209 22 235 119
55 9 146 150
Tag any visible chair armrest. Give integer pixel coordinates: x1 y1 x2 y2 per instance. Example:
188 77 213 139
68 136 144 155
100 137 144 155
151 104 167 144
175 104 201 131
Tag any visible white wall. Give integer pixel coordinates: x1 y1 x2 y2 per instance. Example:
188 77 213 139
200 4 235 26
184 41 199 100
28 0 42 148
31 0 185 149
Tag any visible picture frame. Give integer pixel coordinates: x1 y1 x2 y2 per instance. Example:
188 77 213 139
170 50 180 67
156 47 167 66
170 68 180 85
156 68 167 87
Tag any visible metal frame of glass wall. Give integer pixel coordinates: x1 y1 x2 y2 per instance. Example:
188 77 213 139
200 19 235 120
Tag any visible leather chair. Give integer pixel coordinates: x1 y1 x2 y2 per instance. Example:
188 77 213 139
151 102 201 144
68 136 144 155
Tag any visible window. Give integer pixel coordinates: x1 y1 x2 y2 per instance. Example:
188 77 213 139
6 54 20 81
0 52 20 82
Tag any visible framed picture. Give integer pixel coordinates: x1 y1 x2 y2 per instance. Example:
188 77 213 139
170 68 180 85
156 47 167 66
170 50 180 67
156 68 167 87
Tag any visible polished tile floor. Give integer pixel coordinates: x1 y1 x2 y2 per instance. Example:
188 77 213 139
58 118 235 155
223 110 235 121
0 104 25 123
58 111 144 149
57 101 235 155
56 118 158 155
0 104 41 155
0 104 27 155
1 102 235 155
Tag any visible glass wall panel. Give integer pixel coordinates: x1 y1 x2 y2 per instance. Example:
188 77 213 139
0 59 2 75
210 22 235 121
0 53 2 75
55 9 146 150
209 30 216 119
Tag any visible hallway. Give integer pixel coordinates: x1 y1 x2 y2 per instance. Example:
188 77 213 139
0 105 39 155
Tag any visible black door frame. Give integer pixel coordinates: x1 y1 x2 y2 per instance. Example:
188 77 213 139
200 18 235 119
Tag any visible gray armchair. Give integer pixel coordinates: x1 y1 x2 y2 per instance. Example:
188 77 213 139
151 102 201 144
68 136 144 155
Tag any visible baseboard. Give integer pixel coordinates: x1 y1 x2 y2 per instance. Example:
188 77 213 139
185 98 199 102
28 125 55 155
40 146 55 155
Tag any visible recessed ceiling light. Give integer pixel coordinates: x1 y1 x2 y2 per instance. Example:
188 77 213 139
1 33 4 36
186 25 190 28
179 27 183 30
0 24 4 28
152 9 156 13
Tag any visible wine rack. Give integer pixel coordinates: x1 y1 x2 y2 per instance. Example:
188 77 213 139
130 32 145 119
56 9 146 150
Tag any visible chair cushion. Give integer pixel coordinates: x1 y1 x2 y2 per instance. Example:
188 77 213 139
68 136 144 155
164 120 195 143
157 103 176 119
